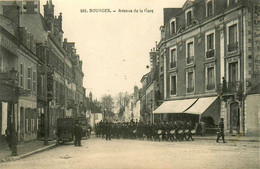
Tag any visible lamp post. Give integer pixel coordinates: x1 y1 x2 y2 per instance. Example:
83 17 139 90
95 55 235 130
44 43 49 146
10 68 18 156
150 98 153 123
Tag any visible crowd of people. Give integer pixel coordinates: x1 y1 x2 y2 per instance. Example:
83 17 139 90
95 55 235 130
95 120 203 142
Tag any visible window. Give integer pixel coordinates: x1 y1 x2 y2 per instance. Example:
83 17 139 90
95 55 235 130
170 18 176 35
27 67 32 90
227 0 238 7
187 71 194 93
170 48 177 68
36 119 39 130
229 62 238 83
26 119 29 132
26 33 30 48
41 75 44 94
207 67 215 90
206 0 213 17
0 55 2 72
33 71 36 93
20 63 24 88
31 119 34 132
207 33 214 50
206 32 215 58
228 24 238 52
228 62 238 91
186 10 192 27
187 41 194 64
170 75 177 95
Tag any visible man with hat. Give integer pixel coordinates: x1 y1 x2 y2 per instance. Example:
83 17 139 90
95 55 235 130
216 118 227 143
74 121 83 146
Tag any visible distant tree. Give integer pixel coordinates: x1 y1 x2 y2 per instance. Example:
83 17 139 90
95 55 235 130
101 94 115 119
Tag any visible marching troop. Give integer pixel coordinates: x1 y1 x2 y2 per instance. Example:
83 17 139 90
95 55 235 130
95 120 201 142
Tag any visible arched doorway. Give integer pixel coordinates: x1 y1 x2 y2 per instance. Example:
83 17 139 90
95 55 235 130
230 102 240 134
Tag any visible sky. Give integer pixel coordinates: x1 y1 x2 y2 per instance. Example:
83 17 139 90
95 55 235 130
40 0 186 99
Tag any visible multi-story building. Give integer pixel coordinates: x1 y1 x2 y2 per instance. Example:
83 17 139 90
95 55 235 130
153 0 260 136
0 2 39 142
124 86 141 122
140 48 159 123
0 0 86 142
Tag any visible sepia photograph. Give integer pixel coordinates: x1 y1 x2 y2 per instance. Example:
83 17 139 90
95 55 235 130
0 0 259 168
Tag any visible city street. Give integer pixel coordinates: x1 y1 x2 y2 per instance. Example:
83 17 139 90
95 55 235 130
0 137 259 169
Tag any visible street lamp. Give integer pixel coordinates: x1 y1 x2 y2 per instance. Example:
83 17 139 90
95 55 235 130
10 68 18 156
150 98 153 123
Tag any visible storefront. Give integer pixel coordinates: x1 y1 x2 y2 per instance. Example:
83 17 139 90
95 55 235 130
153 96 220 128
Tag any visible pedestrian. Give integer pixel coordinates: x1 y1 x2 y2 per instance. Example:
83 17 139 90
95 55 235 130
105 121 111 141
74 122 83 146
196 122 203 136
5 128 11 150
216 118 227 143
185 122 194 141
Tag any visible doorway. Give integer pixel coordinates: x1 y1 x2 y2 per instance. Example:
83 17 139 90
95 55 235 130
230 102 240 134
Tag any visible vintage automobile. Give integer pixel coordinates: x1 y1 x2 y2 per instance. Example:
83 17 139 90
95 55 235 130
56 118 74 145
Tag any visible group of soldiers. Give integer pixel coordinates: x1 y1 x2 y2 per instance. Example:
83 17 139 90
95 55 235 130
95 120 200 142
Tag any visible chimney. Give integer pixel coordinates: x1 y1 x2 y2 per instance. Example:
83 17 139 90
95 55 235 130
58 12 63 30
3 2 20 25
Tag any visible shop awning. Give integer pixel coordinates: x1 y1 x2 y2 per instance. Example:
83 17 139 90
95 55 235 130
153 98 197 114
184 96 218 115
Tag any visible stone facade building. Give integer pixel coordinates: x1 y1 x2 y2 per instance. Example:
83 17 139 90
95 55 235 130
153 0 259 136
0 0 86 143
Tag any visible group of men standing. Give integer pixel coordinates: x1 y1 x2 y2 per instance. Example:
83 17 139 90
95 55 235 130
94 119 227 143
95 120 196 142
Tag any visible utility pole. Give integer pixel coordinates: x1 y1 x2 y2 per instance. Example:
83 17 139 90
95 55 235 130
44 43 49 145
10 68 18 156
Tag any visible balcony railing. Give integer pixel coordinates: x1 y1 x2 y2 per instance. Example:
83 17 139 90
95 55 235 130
206 49 215 58
207 84 215 90
170 61 176 68
227 81 242 92
187 87 194 93
187 56 194 64
228 42 238 52
217 81 242 94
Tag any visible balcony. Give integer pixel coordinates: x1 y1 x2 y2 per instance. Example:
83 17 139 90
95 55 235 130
187 56 194 64
228 42 238 52
227 81 242 93
187 87 194 93
217 81 242 94
206 49 215 58
170 61 176 68
206 84 215 91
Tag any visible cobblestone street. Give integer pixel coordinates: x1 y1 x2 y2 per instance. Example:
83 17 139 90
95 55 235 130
0 137 259 169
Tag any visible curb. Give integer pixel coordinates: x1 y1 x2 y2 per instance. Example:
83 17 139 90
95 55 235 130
194 137 259 142
0 144 56 163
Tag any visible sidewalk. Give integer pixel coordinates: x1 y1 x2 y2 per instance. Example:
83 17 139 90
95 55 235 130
0 139 56 163
194 134 259 142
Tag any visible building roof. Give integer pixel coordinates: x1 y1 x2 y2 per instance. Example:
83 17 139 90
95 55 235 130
140 72 150 83
20 13 48 43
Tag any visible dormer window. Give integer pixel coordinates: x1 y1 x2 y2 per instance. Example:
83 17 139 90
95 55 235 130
170 18 176 35
185 9 193 27
206 0 214 17
227 0 238 7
